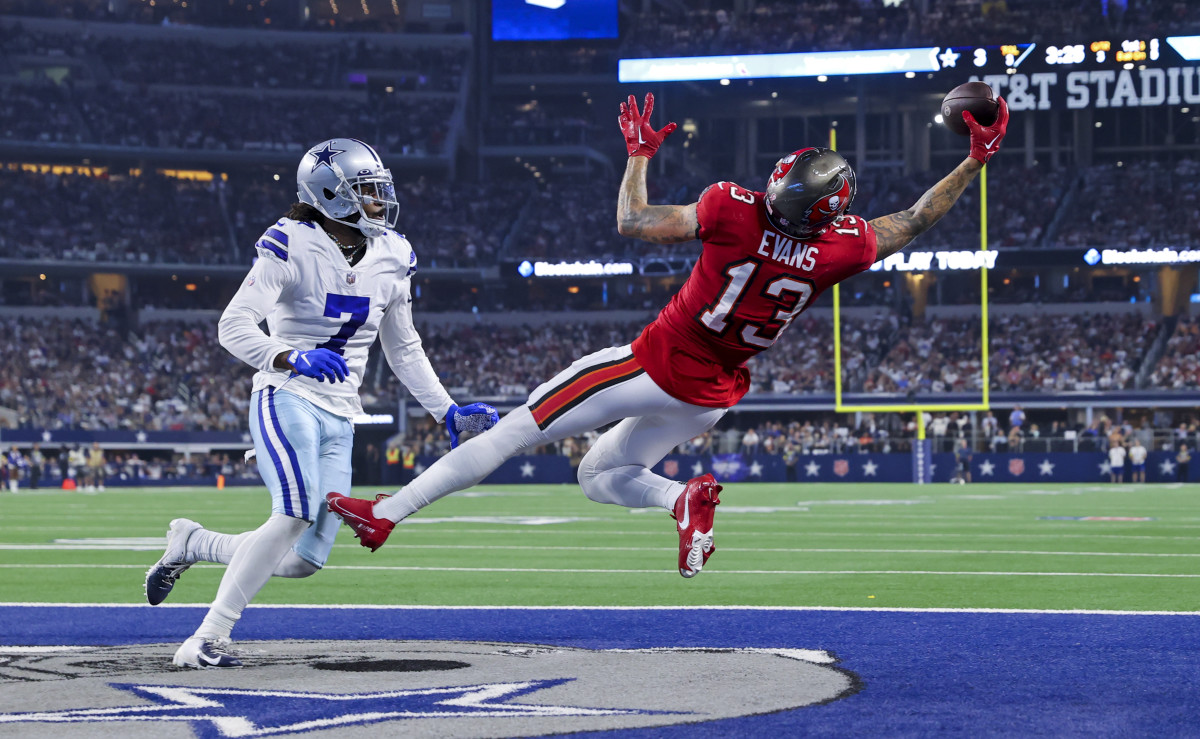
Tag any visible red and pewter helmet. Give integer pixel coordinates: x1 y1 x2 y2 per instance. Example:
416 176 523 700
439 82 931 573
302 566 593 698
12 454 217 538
764 147 857 238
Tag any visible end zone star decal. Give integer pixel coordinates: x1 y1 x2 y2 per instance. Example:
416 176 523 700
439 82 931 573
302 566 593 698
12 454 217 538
0 680 663 737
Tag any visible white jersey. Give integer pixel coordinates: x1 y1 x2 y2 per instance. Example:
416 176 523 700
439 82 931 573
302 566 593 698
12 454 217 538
1108 444 1127 467
218 217 454 421
1129 444 1147 465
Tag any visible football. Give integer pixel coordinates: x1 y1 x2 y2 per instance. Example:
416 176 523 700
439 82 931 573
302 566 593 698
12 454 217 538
940 81 999 136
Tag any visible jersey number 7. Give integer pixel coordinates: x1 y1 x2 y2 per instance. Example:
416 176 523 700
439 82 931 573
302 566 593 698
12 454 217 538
316 293 370 355
699 260 814 349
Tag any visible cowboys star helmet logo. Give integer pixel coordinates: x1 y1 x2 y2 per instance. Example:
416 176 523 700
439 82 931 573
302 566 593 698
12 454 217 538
309 142 346 173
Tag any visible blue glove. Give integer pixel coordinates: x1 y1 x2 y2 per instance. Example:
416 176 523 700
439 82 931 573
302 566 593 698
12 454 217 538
287 348 349 383
447 402 500 448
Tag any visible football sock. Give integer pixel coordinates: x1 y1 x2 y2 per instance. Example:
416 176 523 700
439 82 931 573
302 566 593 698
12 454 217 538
194 513 308 641
579 463 684 510
189 527 318 576
189 529 252 565
375 407 546 522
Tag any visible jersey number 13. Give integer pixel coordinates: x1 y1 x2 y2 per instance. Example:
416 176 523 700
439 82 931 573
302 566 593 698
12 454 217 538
699 260 815 348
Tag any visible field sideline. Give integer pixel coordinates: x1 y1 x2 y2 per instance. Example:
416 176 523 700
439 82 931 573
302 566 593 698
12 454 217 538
1 481 1196 612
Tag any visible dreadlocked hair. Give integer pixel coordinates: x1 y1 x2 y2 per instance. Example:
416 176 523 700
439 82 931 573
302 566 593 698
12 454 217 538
284 202 326 226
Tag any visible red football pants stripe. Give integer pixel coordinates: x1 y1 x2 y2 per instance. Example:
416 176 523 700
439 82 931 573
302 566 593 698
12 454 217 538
530 357 643 427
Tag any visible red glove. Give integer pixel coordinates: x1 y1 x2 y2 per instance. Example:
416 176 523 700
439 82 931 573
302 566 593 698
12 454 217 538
964 96 1009 164
618 93 677 159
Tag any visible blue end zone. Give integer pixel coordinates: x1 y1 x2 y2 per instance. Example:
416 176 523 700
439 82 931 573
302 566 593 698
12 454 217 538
2 606 1196 736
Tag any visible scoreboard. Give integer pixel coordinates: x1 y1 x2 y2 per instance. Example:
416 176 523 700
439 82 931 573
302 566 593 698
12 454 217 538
619 35 1200 82
617 36 1200 110
940 36 1184 76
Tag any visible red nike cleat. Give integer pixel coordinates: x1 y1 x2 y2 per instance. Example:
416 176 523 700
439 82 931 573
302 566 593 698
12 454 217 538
326 493 395 552
671 473 723 578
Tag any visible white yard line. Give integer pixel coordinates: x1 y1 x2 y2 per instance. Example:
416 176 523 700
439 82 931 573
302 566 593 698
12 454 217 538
3 543 1198 557
1 603 1198 616
1 563 1197 577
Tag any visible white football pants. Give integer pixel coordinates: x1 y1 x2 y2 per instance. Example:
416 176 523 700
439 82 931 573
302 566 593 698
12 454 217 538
374 345 727 522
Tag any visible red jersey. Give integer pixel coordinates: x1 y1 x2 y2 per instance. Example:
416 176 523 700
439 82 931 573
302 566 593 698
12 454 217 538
631 181 877 407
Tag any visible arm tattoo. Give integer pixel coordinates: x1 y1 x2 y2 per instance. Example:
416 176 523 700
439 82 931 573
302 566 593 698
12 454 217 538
617 157 700 244
870 158 983 261
627 205 700 243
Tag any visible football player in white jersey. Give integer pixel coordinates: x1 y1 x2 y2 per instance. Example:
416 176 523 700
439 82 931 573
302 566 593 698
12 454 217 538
144 138 499 669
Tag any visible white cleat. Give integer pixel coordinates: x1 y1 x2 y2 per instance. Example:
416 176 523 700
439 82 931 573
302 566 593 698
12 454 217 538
144 518 202 605
173 636 243 669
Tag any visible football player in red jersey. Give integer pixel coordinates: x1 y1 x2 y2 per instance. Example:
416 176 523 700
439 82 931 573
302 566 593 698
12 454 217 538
328 92 1010 578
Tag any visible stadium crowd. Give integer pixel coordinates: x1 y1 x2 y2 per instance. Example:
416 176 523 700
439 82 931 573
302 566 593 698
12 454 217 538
228 173 529 268
1 444 260 490
3 310 1185 434
6 157 1170 267
3 22 465 91
0 317 246 432
0 311 1176 431
1148 315 1200 389
1053 159 1200 248
862 312 1153 394
485 97 603 147
0 169 233 264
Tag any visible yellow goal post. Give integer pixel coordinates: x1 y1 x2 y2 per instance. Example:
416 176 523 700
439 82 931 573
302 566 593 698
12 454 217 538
828 127 991 447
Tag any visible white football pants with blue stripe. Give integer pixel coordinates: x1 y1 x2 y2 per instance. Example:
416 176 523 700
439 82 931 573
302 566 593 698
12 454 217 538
250 386 351 566
189 386 351 643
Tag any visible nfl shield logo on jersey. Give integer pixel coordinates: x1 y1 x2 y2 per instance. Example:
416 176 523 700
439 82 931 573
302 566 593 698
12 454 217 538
1008 458 1025 476
345 272 357 286
833 459 849 477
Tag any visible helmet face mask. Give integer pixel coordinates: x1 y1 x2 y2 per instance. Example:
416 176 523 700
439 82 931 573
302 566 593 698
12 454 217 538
764 147 857 239
296 138 399 238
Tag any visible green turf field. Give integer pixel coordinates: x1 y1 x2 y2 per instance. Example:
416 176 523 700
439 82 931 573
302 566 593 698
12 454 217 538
1 482 1197 611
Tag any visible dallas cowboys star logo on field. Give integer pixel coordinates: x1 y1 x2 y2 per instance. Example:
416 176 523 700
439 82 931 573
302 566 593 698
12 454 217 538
861 460 878 477
804 461 820 477
977 460 995 476
309 141 346 173
0 680 655 737
519 462 536 478
1099 461 1112 475
1038 459 1056 477
749 461 764 477
1160 458 1177 476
